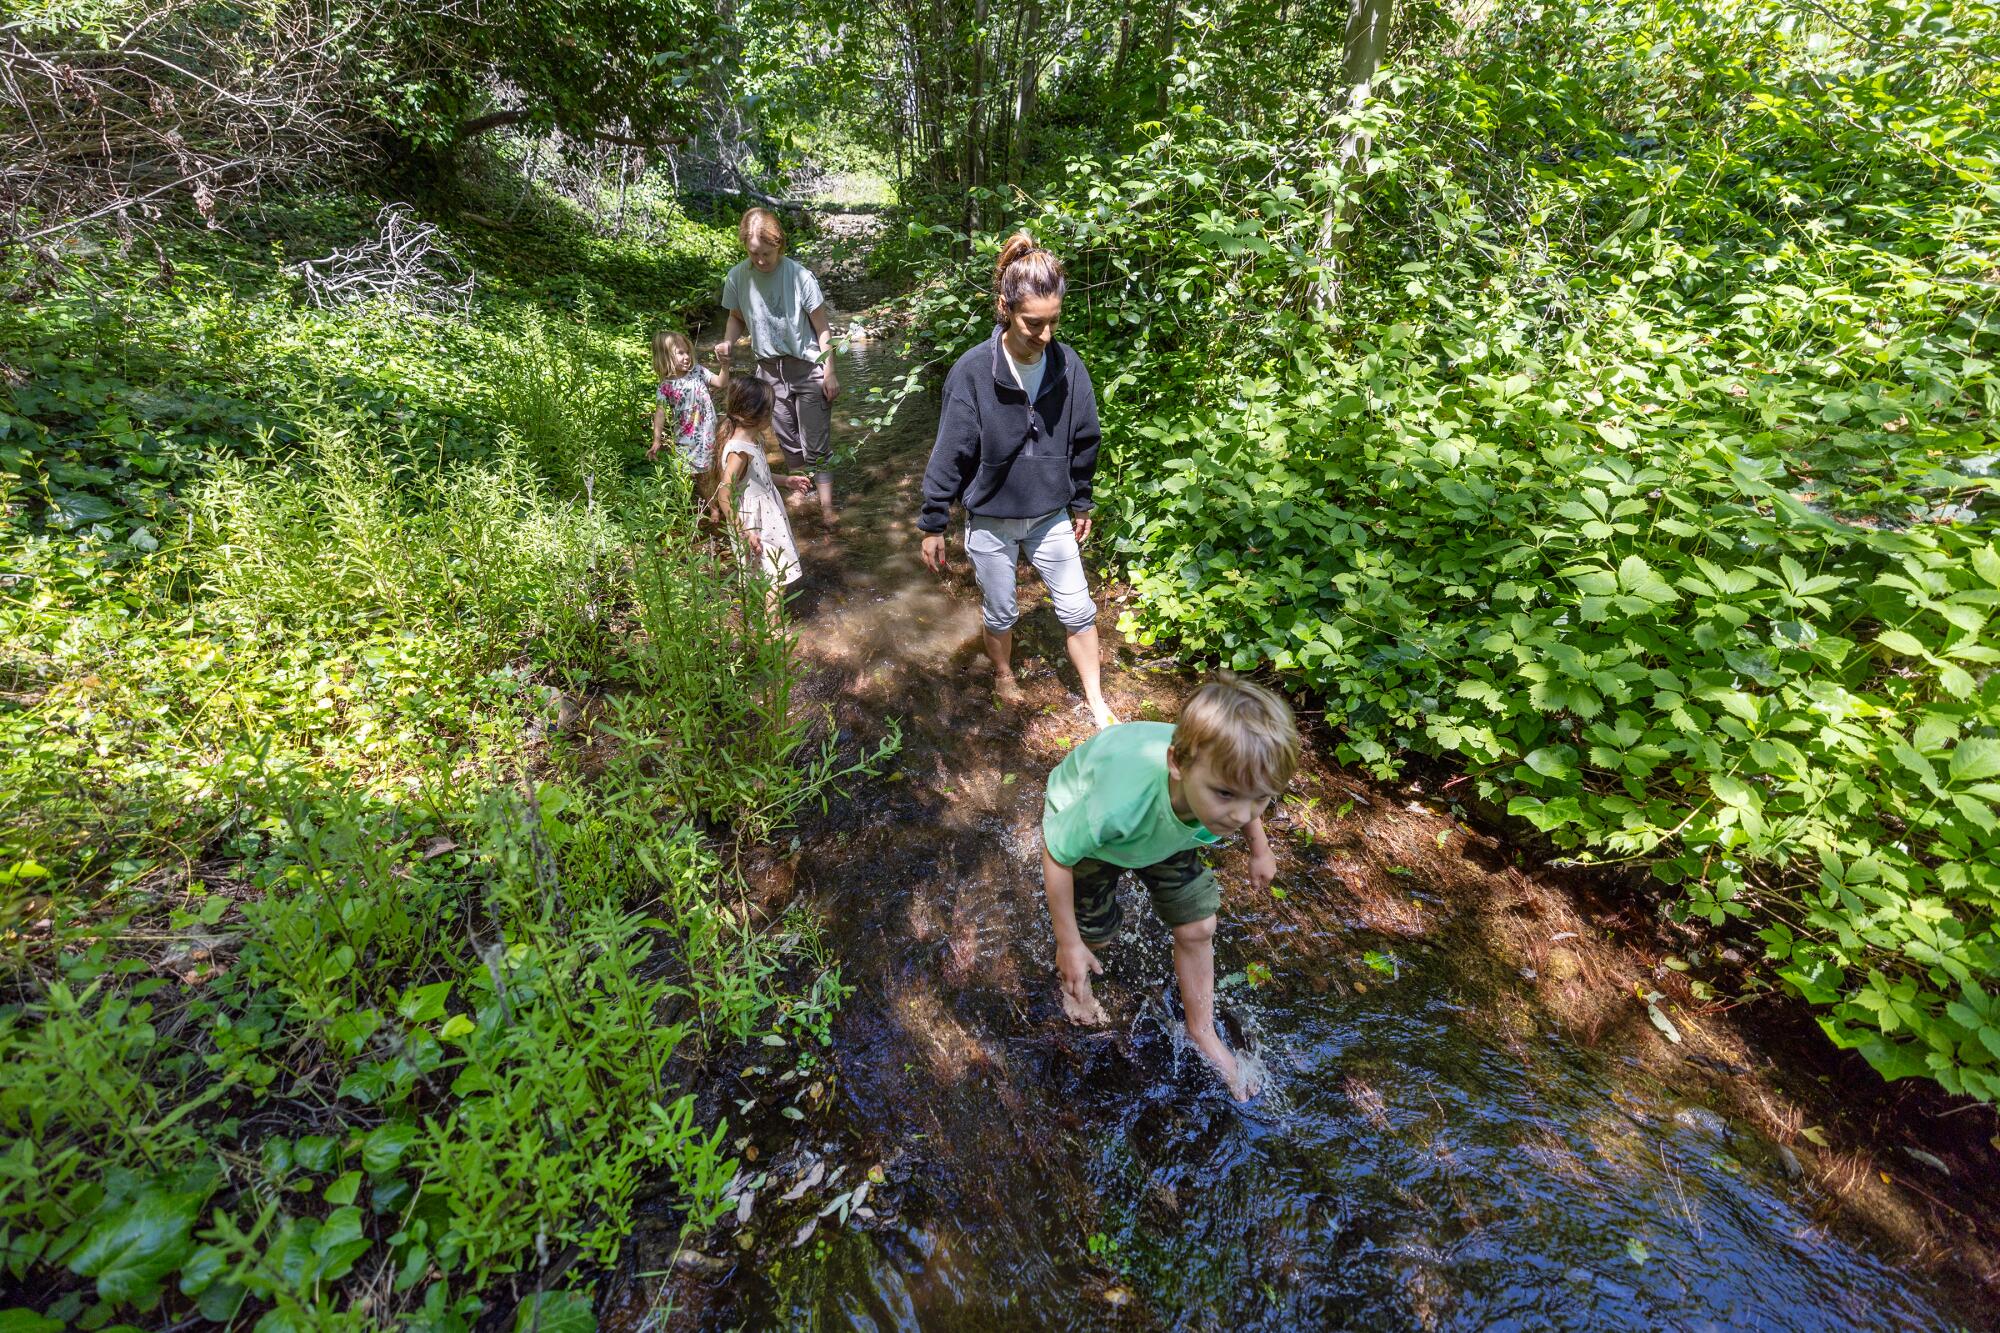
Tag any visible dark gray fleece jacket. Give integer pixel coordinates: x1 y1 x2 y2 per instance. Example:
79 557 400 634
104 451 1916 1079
917 328 1102 534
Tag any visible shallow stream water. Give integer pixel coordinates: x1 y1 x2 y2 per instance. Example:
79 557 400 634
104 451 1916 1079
606 313 1981 1331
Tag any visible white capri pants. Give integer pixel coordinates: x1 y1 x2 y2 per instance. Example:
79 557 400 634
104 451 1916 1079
964 510 1098 634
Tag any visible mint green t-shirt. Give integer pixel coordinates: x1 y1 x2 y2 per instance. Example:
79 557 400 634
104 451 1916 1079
720 256 825 362
1042 722 1220 869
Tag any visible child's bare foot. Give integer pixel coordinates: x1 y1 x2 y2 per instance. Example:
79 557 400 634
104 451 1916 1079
994 673 1027 707
821 509 839 530
1193 1032 1258 1102
1088 698 1119 730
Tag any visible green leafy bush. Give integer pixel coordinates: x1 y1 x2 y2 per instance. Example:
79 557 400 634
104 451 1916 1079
891 0 2000 1098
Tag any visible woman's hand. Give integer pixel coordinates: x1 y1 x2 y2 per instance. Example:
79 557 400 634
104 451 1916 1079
712 338 732 364
822 366 840 404
1072 513 1093 545
920 532 948 574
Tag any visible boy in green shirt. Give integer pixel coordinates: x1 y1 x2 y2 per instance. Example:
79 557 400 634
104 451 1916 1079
1041 675 1299 1101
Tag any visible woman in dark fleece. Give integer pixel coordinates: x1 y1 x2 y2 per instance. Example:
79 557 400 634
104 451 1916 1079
918 231 1116 728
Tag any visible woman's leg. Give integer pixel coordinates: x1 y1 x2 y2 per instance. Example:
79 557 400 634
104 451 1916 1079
963 518 1025 701
769 359 835 526
1024 513 1115 727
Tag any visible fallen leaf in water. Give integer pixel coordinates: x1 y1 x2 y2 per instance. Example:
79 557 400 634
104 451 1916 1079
867 1164 886 1185
792 1218 817 1248
782 1161 825 1201
744 1144 759 1161
1800 1126 1829 1147
736 1230 756 1250
420 837 457 860
850 1180 869 1210
1550 931 1578 941
1879 1171 1893 1184
1002 773 1017 784
735 1190 754 1225
1103 1286 1133 1307
1625 1238 1649 1265
854 1205 876 1219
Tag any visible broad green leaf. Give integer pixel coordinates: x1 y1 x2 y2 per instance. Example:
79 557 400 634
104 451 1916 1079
1948 739 2000 784
66 1187 202 1306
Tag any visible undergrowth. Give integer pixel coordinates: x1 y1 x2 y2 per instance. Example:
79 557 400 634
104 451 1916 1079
0 186 890 1329
888 0 2000 1102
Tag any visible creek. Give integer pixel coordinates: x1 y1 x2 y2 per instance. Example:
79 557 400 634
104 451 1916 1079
607 300 1984 1331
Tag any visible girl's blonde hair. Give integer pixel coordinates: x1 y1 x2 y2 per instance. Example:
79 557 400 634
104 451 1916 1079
739 207 786 251
652 329 695 380
994 230 1066 320
720 376 775 439
1169 673 1300 797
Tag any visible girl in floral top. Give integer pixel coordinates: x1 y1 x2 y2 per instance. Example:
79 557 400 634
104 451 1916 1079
650 329 726 503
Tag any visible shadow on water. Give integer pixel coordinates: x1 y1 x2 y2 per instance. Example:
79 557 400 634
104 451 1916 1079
604 314 1992 1331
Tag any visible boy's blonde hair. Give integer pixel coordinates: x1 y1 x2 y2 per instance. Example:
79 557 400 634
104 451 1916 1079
652 329 695 380
1169 673 1299 796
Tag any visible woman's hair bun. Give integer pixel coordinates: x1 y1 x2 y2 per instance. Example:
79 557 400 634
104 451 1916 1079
993 231 1066 318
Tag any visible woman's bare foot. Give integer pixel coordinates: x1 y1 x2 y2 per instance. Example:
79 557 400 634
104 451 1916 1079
1087 698 1119 730
994 673 1027 707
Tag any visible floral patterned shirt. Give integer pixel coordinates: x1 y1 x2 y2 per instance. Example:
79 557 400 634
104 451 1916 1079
657 370 717 471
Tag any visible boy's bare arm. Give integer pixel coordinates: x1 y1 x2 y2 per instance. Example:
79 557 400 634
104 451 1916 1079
1042 844 1106 1024
1245 814 1277 891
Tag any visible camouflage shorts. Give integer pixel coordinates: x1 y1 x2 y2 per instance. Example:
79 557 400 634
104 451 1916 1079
1070 848 1219 946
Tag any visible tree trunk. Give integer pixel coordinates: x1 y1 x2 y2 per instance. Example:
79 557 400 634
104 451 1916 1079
964 0 990 235
1314 0 1394 308
1153 0 1179 116
1011 0 1041 175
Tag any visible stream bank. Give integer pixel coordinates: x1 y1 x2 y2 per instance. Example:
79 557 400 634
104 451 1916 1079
597 230 1999 1328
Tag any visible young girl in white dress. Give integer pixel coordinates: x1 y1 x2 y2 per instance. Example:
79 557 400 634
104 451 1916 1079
713 377 811 616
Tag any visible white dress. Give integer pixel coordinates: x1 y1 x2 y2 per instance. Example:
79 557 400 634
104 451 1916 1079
721 434 802 586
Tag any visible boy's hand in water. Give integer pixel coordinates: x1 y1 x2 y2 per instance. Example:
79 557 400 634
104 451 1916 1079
1056 940 1108 1025
1248 848 1278 892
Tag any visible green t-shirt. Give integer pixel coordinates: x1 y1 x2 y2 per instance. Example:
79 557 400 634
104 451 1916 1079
1042 722 1220 868
720 256 825 362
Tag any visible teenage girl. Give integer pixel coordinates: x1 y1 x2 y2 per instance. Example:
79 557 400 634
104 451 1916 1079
712 208 841 529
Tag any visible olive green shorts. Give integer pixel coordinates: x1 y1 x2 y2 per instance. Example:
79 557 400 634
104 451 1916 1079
1069 848 1219 946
